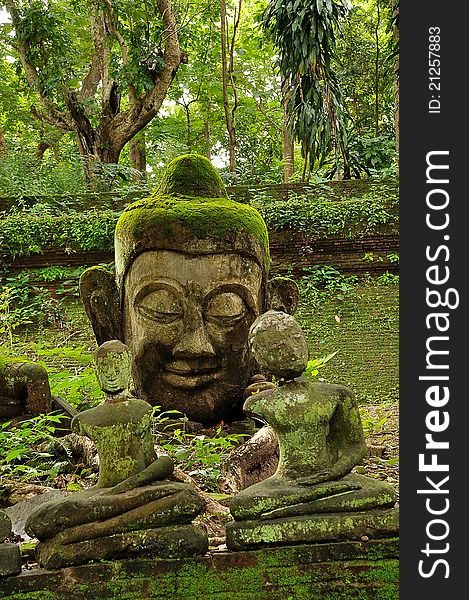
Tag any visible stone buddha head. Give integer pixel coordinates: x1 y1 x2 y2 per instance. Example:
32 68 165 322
80 154 297 425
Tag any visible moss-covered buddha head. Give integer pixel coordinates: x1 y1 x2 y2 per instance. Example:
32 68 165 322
81 154 297 426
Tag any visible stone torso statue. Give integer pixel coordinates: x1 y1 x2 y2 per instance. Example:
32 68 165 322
226 311 399 550
25 341 208 569
71 341 159 490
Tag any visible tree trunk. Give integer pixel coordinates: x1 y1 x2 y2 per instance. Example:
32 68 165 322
282 80 294 182
0 126 7 156
220 0 241 178
220 426 279 494
203 102 212 160
204 117 212 161
283 125 295 183
374 0 381 136
4 0 181 167
184 103 192 152
393 2 399 168
129 132 147 178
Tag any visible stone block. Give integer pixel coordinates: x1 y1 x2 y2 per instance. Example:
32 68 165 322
225 506 399 551
0 511 12 543
36 524 209 569
0 544 21 577
0 538 399 599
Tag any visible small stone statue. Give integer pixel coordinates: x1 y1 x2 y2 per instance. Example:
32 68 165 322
226 311 399 550
71 340 164 491
0 356 53 419
25 341 208 569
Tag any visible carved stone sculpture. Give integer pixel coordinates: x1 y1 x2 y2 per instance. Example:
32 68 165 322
80 154 297 425
0 356 53 419
226 311 399 550
25 341 208 569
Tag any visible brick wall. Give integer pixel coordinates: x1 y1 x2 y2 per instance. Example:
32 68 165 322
4 232 399 278
269 231 399 276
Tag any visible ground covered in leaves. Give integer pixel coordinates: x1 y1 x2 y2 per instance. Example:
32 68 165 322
357 402 399 501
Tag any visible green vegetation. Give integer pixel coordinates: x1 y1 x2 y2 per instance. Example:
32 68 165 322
295 272 399 405
0 179 398 260
0 209 118 258
0 412 71 482
1 1 398 184
0 269 398 490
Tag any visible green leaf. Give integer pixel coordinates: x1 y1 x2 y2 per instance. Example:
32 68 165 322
5 447 29 462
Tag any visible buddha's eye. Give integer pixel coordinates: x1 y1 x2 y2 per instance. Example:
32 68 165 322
137 289 183 323
205 292 247 326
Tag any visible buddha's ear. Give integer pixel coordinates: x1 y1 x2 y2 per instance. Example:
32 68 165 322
266 277 299 314
79 266 123 345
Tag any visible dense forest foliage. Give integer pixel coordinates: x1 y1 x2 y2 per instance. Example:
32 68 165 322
0 0 399 192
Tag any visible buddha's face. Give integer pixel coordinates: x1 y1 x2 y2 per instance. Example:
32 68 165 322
122 251 264 424
95 348 132 394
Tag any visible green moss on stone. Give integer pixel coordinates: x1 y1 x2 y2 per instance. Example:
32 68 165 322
156 154 227 198
117 196 269 256
114 154 270 266
0 541 399 600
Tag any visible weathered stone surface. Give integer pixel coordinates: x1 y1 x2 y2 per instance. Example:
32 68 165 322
249 310 309 379
0 356 53 417
94 340 132 394
225 507 399 550
0 544 21 577
79 266 123 346
35 524 209 569
122 250 266 425
46 488 205 546
79 153 299 426
0 511 12 542
243 378 367 483
0 539 399 599
71 398 159 489
230 473 397 522
4 491 68 541
26 482 196 541
266 276 299 314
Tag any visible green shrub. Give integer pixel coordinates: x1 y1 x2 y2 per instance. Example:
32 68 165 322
0 413 71 482
0 210 118 258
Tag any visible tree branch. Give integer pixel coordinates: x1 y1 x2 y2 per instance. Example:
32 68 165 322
111 0 181 139
4 0 74 131
101 0 138 105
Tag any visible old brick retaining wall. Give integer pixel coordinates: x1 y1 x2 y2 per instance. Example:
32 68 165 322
3 231 399 281
0 538 398 600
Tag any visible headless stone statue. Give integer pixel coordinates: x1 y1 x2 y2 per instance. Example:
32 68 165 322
0 356 53 419
226 311 399 550
25 341 208 569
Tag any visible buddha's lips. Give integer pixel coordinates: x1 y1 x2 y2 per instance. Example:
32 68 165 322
162 360 220 389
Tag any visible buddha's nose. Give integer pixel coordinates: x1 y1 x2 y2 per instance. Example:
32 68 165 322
173 313 216 359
